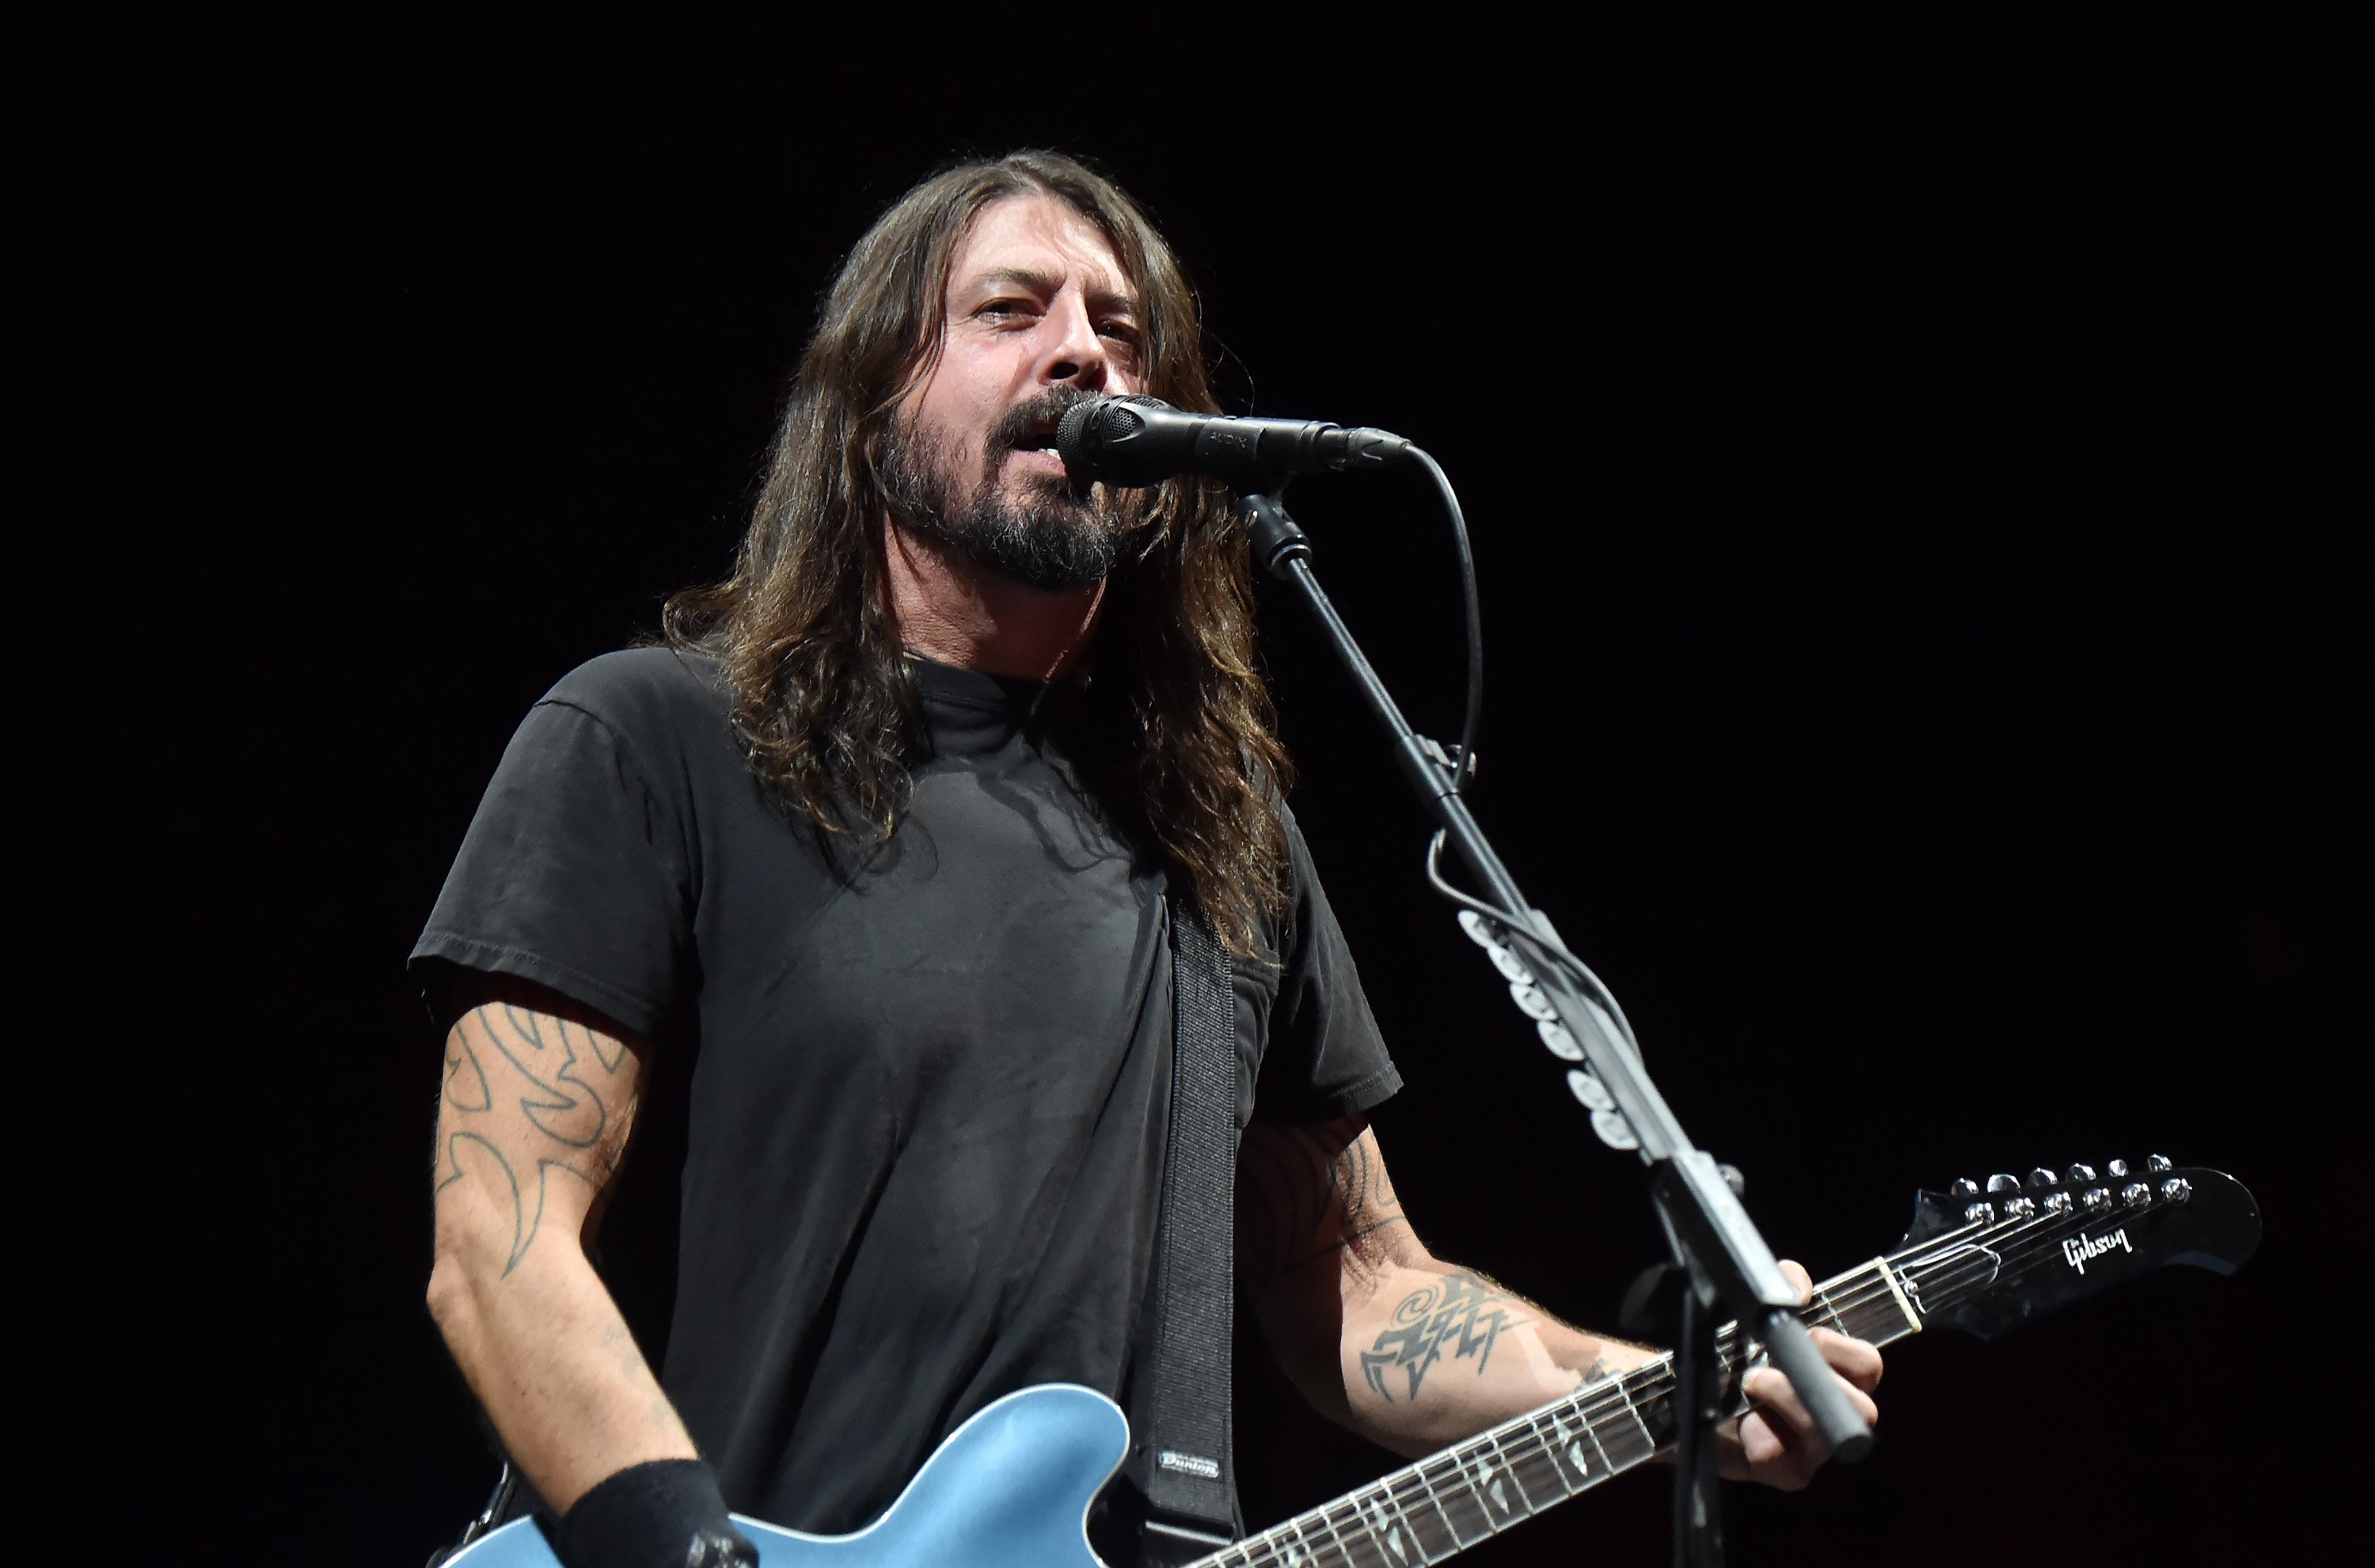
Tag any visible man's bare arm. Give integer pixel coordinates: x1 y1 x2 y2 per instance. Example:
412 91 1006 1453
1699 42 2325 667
425 976 697 1513
1238 1113 1656 1457
1239 1114 1881 1484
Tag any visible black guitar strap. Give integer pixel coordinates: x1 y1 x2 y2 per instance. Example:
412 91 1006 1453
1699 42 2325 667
1130 888 1242 1558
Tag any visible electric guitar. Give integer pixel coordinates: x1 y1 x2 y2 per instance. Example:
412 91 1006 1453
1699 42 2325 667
443 1156 2259 1567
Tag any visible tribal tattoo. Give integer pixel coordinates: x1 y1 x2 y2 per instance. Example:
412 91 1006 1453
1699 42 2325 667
1358 1273 1529 1404
434 992 636 1277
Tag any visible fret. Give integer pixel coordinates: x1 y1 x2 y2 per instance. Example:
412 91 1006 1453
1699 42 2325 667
1518 1408 1583 1501
1313 1496 1376 1568
1567 1375 1628 1481
1250 1510 1320 1568
1353 1482 1436 1567
1260 1497 1357 1568
1808 1264 1895 1347
1397 1461 1465 1562
1538 1409 1591 1493
1595 1366 1665 1468
1416 1448 1496 1548
1465 1427 1533 1524
1495 1412 1574 1513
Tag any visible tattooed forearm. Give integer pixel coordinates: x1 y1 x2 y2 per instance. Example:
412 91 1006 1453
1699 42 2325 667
1358 1273 1529 1403
433 989 639 1278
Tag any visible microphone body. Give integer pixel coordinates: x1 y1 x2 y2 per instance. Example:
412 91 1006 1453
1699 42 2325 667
1056 394 1413 488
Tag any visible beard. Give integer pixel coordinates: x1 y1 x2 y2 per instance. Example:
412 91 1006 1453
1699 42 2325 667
880 386 1146 592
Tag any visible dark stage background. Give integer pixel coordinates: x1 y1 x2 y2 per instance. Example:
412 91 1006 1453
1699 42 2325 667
33 13 2362 1564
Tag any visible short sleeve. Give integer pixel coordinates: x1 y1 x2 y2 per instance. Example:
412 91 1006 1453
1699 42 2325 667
1252 814 1403 1124
412 682 696 1041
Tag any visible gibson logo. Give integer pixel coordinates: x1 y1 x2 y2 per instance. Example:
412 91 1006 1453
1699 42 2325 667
2062 1228 2133 1275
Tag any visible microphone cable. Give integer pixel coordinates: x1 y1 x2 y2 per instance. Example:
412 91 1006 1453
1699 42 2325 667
1402 446 1646 1061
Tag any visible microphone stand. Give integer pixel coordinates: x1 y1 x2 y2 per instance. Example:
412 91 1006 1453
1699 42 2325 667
1236 486 1871 1568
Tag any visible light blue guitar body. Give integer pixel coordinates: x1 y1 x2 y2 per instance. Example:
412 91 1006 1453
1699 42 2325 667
443 1384 1133 1568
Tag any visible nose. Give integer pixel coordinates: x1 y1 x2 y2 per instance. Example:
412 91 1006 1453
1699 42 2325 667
1038 291 1110 391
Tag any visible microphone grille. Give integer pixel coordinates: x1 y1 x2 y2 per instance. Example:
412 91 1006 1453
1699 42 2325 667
1055 397 1118 457
1095 401 1146 438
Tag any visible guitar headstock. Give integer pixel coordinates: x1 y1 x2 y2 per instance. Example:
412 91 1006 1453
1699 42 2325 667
1890 1157 2260 1339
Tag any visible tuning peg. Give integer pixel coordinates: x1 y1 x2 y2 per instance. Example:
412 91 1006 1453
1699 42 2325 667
2121 1182 2151 1207
2160 1177 2192 1203
2044 1191 2073 1213
2082 1187 2112 1213
2107 1159 2131 1179
1964 1203 1991 1224
1986 1173 2021 1193
2027 1167 2058 1188
2068 1162 2097 1183
2147 1154 2172 1172
2003 1195 2037 1218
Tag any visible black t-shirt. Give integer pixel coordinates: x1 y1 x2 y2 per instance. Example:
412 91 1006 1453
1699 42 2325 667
413 648 1400 1535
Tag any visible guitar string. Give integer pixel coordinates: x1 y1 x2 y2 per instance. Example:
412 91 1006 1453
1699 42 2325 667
1232 1249 2025 1566
1209 1196 2185 1568
1226 1213 2031 1561
1218 1251 1971 1568
1210 1266 1895 1568
1213 1205 2093 1565
1223 1193 2199 1567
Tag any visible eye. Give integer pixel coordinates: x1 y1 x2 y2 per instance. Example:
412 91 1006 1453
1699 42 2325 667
1097 319 1143 347
976 298 1038 324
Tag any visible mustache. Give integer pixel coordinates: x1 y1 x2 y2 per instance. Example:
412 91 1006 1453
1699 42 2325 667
986 386 1107 457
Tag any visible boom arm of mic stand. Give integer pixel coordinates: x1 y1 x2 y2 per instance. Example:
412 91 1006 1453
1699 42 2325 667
1240 488 1874 1467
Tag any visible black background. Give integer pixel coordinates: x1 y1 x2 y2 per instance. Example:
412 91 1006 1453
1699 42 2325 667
31 11 2362 1563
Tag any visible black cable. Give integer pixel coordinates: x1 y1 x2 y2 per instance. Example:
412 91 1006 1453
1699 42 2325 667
1426 830 1644 1058
1403 448 1644 1060
1412 447 1484 792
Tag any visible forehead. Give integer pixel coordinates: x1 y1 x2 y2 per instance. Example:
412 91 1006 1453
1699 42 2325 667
946 193 1130 298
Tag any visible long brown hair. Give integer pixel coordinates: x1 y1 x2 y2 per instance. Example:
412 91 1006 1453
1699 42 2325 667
663 150 1290 953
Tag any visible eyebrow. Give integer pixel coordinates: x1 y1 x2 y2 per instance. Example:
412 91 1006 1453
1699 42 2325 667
966 266 1140 318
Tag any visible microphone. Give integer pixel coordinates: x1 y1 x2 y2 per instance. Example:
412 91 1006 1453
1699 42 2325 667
1055 394 1414 489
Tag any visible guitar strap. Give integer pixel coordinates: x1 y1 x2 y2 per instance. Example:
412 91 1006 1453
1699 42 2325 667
1130 887 1243 1557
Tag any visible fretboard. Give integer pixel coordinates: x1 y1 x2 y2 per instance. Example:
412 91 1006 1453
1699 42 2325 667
1195 1258 1923 1568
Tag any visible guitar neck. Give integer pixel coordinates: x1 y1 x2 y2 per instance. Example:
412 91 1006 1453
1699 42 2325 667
1199 1259 1924 1568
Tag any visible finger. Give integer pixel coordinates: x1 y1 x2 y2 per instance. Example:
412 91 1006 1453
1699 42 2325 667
1745 1364 1880 1438
1778 1258 1814 1304
1736 1409 1813 1491
1716 1415 1746 1481
1810 1326 1885 1391
1743 1365 1815 1438
1718 1411 1793 1483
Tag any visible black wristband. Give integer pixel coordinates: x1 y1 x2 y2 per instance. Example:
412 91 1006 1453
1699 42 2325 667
551 1459 755 1568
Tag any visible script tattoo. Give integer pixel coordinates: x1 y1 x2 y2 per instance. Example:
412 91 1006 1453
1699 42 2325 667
1358 1273 1528 1403
434 995 633 1277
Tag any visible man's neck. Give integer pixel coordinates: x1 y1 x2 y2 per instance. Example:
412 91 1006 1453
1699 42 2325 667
881 517 1106 682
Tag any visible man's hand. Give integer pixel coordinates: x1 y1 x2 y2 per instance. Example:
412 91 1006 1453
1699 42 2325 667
1720 1259 1883 1490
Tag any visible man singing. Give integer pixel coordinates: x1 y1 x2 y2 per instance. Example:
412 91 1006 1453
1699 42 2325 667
418 150 1882 1568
